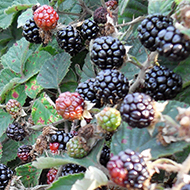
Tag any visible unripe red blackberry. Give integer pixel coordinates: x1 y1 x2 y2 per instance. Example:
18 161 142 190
144 65 183 100
137 14 173 51
120 93 155 128
33 5 59 31
22 17 43 44
56 25 83 56
47 168 58 184
96 107 121 132
0 164 13 189
6 99 21 117
49 130 73 151
55 92 84 121
107 149 149 189
80 19 99 40
93 7 109 24
155 25 190 61
6 122 27 141
105 0 118 10
17 145 33 162
90 36 126 70
66 136 90 158
61 163 86 176
76 78 103 108
93 69 129 105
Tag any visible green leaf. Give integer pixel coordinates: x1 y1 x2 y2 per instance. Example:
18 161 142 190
16 163 42 188
5 84 27 106
31 93 61 125
148 0 174 15
76 53 96 83
32 139 104 169
119 0 130 15
37 52 71 89
111 100 190 159
5 4 32 14
1 38 32 73
0 69 21 103
25 75 43 99
0 1 15 29
0 111 12 138
175 86 190 104
0 143 3 160
19 50 52 83
48 173 84 190
17 8 33 28
58 0 81 24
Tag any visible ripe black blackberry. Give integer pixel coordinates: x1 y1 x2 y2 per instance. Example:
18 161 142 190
56 25 83 56
17 145 33 162
76 78 103 108
22 17 43 44
120 92 155 128
144 65 182 100
80 19 99 40
49 130 73 150
6 122 27 141
0 164 13 189
137 14 173 51
90 36 126 70
99 145 110 167
93 69 129 105
107 149 149 189
61 163 86 176
155 25 190 61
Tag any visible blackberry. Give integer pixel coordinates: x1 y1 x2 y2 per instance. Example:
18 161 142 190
76 78 103 108
6 99 21 117
56 25 83 56
0 164 13 189
90 36 126 70
61 163 86 176
105 0 118 10
47 168 58 184
80 19 99 40
144 65 182 100
155 25 190 61
49 130 73 151
22 17 43 44
17 145 33 162
99 145 110 167
93 7 108 24
55 91 84 121
120 93 155 128
6 122 27 141
93 69 129 105
137 14 173 51
107 149 149 189
96 107 121 132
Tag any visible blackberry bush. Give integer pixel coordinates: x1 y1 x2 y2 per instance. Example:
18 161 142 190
90 36 126 70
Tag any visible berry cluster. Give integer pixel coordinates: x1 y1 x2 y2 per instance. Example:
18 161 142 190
107 149 149 189
47 168 58 184
6 99 21 117
17 145 33 162
0 164 13 189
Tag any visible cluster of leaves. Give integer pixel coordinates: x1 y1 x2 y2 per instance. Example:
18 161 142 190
0 0 190 189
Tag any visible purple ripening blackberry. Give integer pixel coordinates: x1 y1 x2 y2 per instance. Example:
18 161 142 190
144 65 183 100
120 92 155 129
90 36 126 70
137 14 173 51
93 69 129 105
